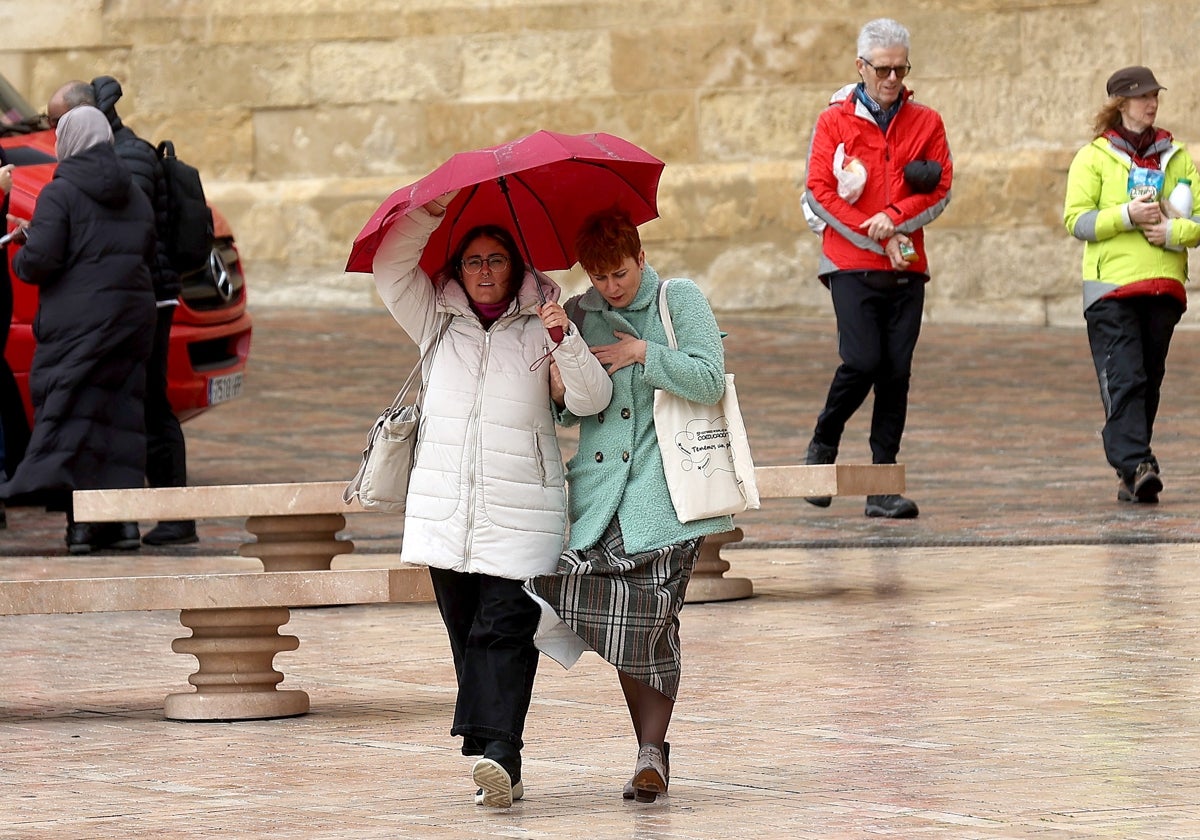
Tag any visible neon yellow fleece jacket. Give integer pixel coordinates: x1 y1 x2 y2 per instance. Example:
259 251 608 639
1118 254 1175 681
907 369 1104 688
1064 135 1200 310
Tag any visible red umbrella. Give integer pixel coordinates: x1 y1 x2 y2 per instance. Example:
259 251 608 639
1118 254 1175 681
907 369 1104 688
345 130 665 276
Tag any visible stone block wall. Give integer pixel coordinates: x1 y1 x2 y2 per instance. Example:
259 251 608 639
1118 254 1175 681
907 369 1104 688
2 0 1198 324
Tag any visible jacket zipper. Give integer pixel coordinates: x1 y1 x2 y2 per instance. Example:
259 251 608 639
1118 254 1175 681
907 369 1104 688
463 329 493 561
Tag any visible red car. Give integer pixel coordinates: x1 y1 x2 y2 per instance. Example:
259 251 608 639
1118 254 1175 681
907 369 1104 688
0 74 251 432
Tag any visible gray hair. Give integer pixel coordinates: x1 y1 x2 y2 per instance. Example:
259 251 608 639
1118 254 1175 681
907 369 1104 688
857 18 910 59
55 105 113 159
61 80 96 109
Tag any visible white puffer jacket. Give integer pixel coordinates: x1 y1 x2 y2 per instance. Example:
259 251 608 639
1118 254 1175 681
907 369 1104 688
372 207 612 579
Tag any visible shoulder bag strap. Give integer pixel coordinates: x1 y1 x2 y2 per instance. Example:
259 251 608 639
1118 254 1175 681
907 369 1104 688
656 279 677 350
384 315 451 415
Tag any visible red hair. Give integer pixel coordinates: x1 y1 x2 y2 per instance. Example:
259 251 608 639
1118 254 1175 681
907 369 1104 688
575 208 640 274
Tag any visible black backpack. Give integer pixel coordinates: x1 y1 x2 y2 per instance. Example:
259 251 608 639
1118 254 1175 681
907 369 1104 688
155 140 214 275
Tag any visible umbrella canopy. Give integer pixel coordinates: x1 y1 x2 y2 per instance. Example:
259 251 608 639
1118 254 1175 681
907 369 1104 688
345 130 664 275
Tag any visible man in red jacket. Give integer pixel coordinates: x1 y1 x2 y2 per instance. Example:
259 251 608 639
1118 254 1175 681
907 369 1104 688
801 17 953 519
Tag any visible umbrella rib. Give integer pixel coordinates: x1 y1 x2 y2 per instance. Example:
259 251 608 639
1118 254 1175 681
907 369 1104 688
506 172 569 269
442 182 483 268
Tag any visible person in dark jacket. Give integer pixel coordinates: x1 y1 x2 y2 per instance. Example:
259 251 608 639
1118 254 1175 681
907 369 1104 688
0 147 22 529
46 77 197 546
0 105 157 553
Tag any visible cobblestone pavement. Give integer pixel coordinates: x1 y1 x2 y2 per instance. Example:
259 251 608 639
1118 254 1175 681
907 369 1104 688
3 307 1200 838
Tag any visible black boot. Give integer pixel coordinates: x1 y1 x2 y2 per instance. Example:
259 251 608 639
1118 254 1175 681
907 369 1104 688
804 438 838 507
94 522 142 551
66 522 99 555
864 494 919 519
143 520 198 546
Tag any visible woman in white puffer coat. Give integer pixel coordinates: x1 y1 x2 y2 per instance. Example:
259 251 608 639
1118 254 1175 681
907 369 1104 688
372 192 611 808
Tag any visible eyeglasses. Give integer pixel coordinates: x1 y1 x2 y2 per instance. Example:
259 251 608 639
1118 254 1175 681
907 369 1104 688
462 255 509 275
38 112 60 129
860 57 912 80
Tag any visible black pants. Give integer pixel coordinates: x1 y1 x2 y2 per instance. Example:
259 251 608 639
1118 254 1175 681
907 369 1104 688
428 566 541 752
0 273 29 479
145 305 188 489
1084 295 1182 481
813 272 925 463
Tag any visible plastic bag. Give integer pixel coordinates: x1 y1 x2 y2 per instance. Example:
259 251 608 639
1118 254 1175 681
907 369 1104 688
834 143 867 203
802 142 868 235
1128 166 1164 202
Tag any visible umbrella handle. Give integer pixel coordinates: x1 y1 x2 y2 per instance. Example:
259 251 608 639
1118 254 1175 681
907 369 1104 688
498 175 564 343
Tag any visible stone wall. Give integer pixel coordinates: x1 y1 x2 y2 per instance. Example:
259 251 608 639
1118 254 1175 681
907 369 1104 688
3 0 1198 324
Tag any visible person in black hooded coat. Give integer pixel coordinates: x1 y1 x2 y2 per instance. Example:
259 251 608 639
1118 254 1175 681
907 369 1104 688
0 145 29 529
91 74 196 546
0 105 157 553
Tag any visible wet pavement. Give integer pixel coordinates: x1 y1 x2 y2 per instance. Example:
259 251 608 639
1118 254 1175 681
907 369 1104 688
8 306 1200 554
3 307 1200 838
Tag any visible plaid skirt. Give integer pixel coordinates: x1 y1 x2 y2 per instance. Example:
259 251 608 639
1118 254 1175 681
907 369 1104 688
526 517 701 701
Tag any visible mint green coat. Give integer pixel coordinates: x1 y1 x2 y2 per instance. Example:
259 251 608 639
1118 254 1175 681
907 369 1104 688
558 265 734 553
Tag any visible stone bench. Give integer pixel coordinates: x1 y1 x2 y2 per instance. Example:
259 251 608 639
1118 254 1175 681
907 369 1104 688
0 566 432 722
74 464 904 604
74 482 378 573
689 463 906 602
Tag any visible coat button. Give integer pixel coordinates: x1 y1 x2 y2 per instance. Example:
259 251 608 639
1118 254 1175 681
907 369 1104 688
597 411 605 423
622 451 630 462
595 452 604 462
620 408 631 419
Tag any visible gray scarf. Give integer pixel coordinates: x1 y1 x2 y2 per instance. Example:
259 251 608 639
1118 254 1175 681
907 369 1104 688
55 105 113 159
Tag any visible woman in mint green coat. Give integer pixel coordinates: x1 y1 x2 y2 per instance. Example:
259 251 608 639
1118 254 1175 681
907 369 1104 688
528 208 733 803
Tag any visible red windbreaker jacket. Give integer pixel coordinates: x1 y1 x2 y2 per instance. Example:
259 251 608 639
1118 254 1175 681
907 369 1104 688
805 87 953 278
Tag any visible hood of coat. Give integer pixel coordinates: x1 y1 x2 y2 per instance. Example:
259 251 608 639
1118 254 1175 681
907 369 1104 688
91 75 127 132
53 142 135 208
436 266 561 321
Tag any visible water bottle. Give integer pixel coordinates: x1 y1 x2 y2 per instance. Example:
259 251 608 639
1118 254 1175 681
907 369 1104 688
1166 179 1192 251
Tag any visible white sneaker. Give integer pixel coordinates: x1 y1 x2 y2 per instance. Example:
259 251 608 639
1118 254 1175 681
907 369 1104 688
472 758 523 808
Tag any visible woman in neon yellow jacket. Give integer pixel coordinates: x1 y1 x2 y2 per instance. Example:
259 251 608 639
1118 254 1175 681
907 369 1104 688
1064 66 1200 504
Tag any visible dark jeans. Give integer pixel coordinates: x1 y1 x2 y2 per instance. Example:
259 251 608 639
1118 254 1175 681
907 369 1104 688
145 305 188 489
428 566 541 751
1084 295 1182 480
813 272 926 463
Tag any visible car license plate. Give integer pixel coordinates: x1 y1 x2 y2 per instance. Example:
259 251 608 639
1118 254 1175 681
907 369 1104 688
208 372 244 406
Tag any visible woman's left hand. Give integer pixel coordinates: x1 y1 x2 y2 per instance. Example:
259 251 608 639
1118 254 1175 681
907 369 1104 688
1142 218 1170 247
537 302 569 336
592 331 647 373
548 357 566 408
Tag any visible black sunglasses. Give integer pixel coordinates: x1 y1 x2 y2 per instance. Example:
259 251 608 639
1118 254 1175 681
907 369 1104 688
860 57 912 80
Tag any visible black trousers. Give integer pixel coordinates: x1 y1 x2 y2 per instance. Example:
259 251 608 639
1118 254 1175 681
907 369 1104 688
145 305 188 489
1084 295 1183 481
428 566 541 752
0 270 29 479
813 272 925 464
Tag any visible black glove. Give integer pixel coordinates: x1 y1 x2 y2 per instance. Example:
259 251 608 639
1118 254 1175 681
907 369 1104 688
903 160 942 194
